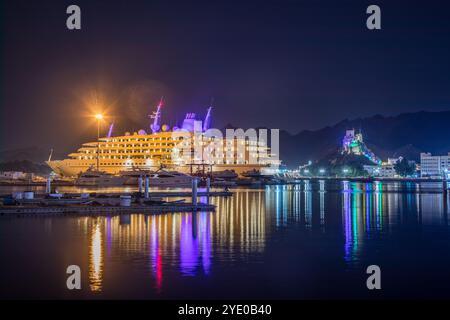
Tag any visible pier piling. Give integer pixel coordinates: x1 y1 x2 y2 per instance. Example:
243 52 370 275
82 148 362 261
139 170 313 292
441 179 448 216
192 178 198 207
206 177 211 204
144 175 150 199
138 175 143 194
206 177 211 193
45 176 51 194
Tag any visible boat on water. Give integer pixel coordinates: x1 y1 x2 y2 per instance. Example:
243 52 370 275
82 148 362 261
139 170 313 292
242 169 279 184
47 99 279 177
210 178 237 187
235 178 262 187
211 170 239 180
75 168 128 186
242 169 264 178
120 169 193 187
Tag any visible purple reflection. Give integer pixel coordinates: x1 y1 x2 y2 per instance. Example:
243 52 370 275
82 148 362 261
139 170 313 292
365 183 371 235
200 212 211 275
343 181 352 262
179 212 212 276
199 195 208 204
150 219 162 290
180 214 199 276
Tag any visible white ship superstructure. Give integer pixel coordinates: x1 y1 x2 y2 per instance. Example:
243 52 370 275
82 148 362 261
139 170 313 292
47 101 278 177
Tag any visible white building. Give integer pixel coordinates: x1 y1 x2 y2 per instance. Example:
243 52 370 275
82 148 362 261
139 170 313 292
387 157 402 165
420 153 450 178
363 164 396 178
0 171 27 180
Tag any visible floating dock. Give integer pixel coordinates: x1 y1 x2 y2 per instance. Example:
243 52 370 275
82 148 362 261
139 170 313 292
0 190 233 199
0 187 229 216
0 202 215 216
66 191 232 198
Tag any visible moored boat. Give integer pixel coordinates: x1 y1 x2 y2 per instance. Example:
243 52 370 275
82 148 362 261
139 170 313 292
120 169 193 188
211 170 238 180
75 168 128 186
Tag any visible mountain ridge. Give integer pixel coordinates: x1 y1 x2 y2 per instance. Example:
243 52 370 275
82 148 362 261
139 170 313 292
277 110 450 167
1 110 449 169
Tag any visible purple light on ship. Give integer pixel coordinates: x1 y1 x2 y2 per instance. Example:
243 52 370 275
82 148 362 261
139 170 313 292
107 122 114 138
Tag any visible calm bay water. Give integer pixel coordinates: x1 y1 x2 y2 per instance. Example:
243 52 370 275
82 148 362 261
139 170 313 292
1 181 450 299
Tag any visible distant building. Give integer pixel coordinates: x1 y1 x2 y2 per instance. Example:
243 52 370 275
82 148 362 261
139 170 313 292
420 153 450 177
363 164 396 178
0 171 27 180
387 157 402 165
388 157 418 174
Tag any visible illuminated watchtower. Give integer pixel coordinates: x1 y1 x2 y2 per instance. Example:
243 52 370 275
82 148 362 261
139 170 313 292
342 129 381 165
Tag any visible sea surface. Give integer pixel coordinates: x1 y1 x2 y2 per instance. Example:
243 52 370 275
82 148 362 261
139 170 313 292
1 181 450 299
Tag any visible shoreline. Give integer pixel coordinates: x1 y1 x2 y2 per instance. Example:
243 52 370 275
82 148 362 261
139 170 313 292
0 176 447 187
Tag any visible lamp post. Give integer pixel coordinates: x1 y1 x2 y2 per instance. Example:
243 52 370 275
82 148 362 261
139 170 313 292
342 168 349 177
94 113 103 171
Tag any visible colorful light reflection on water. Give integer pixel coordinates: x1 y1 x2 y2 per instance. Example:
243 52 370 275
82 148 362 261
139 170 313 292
1 182 450 299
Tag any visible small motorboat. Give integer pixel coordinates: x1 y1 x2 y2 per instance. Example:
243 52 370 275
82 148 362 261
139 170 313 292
120 168 193 187
75 167 127 186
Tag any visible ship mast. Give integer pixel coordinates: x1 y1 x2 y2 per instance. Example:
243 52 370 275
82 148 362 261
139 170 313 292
150 97 163 134
107 122 114 138
202 98 213 132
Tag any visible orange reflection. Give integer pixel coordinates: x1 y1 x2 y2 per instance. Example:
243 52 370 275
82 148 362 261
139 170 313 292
89 222 103 292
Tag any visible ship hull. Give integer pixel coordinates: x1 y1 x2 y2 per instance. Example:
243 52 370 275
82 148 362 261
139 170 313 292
47 159 269 178
122 176 192 187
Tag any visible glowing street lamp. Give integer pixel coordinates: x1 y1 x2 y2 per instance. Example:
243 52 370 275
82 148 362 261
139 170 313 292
319 169 325 175
94 113 104 171
94 113 104 138
342 168 349 176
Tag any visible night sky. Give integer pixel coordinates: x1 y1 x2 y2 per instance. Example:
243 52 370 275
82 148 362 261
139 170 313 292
1 0 450 152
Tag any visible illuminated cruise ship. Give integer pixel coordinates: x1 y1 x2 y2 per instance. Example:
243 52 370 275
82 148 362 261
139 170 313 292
47 100 278 177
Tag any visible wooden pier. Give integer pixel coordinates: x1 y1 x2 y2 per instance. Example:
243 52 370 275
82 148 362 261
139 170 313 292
67 190 232 198
0 202 216 216
0 190 233 199
0 186 229 216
